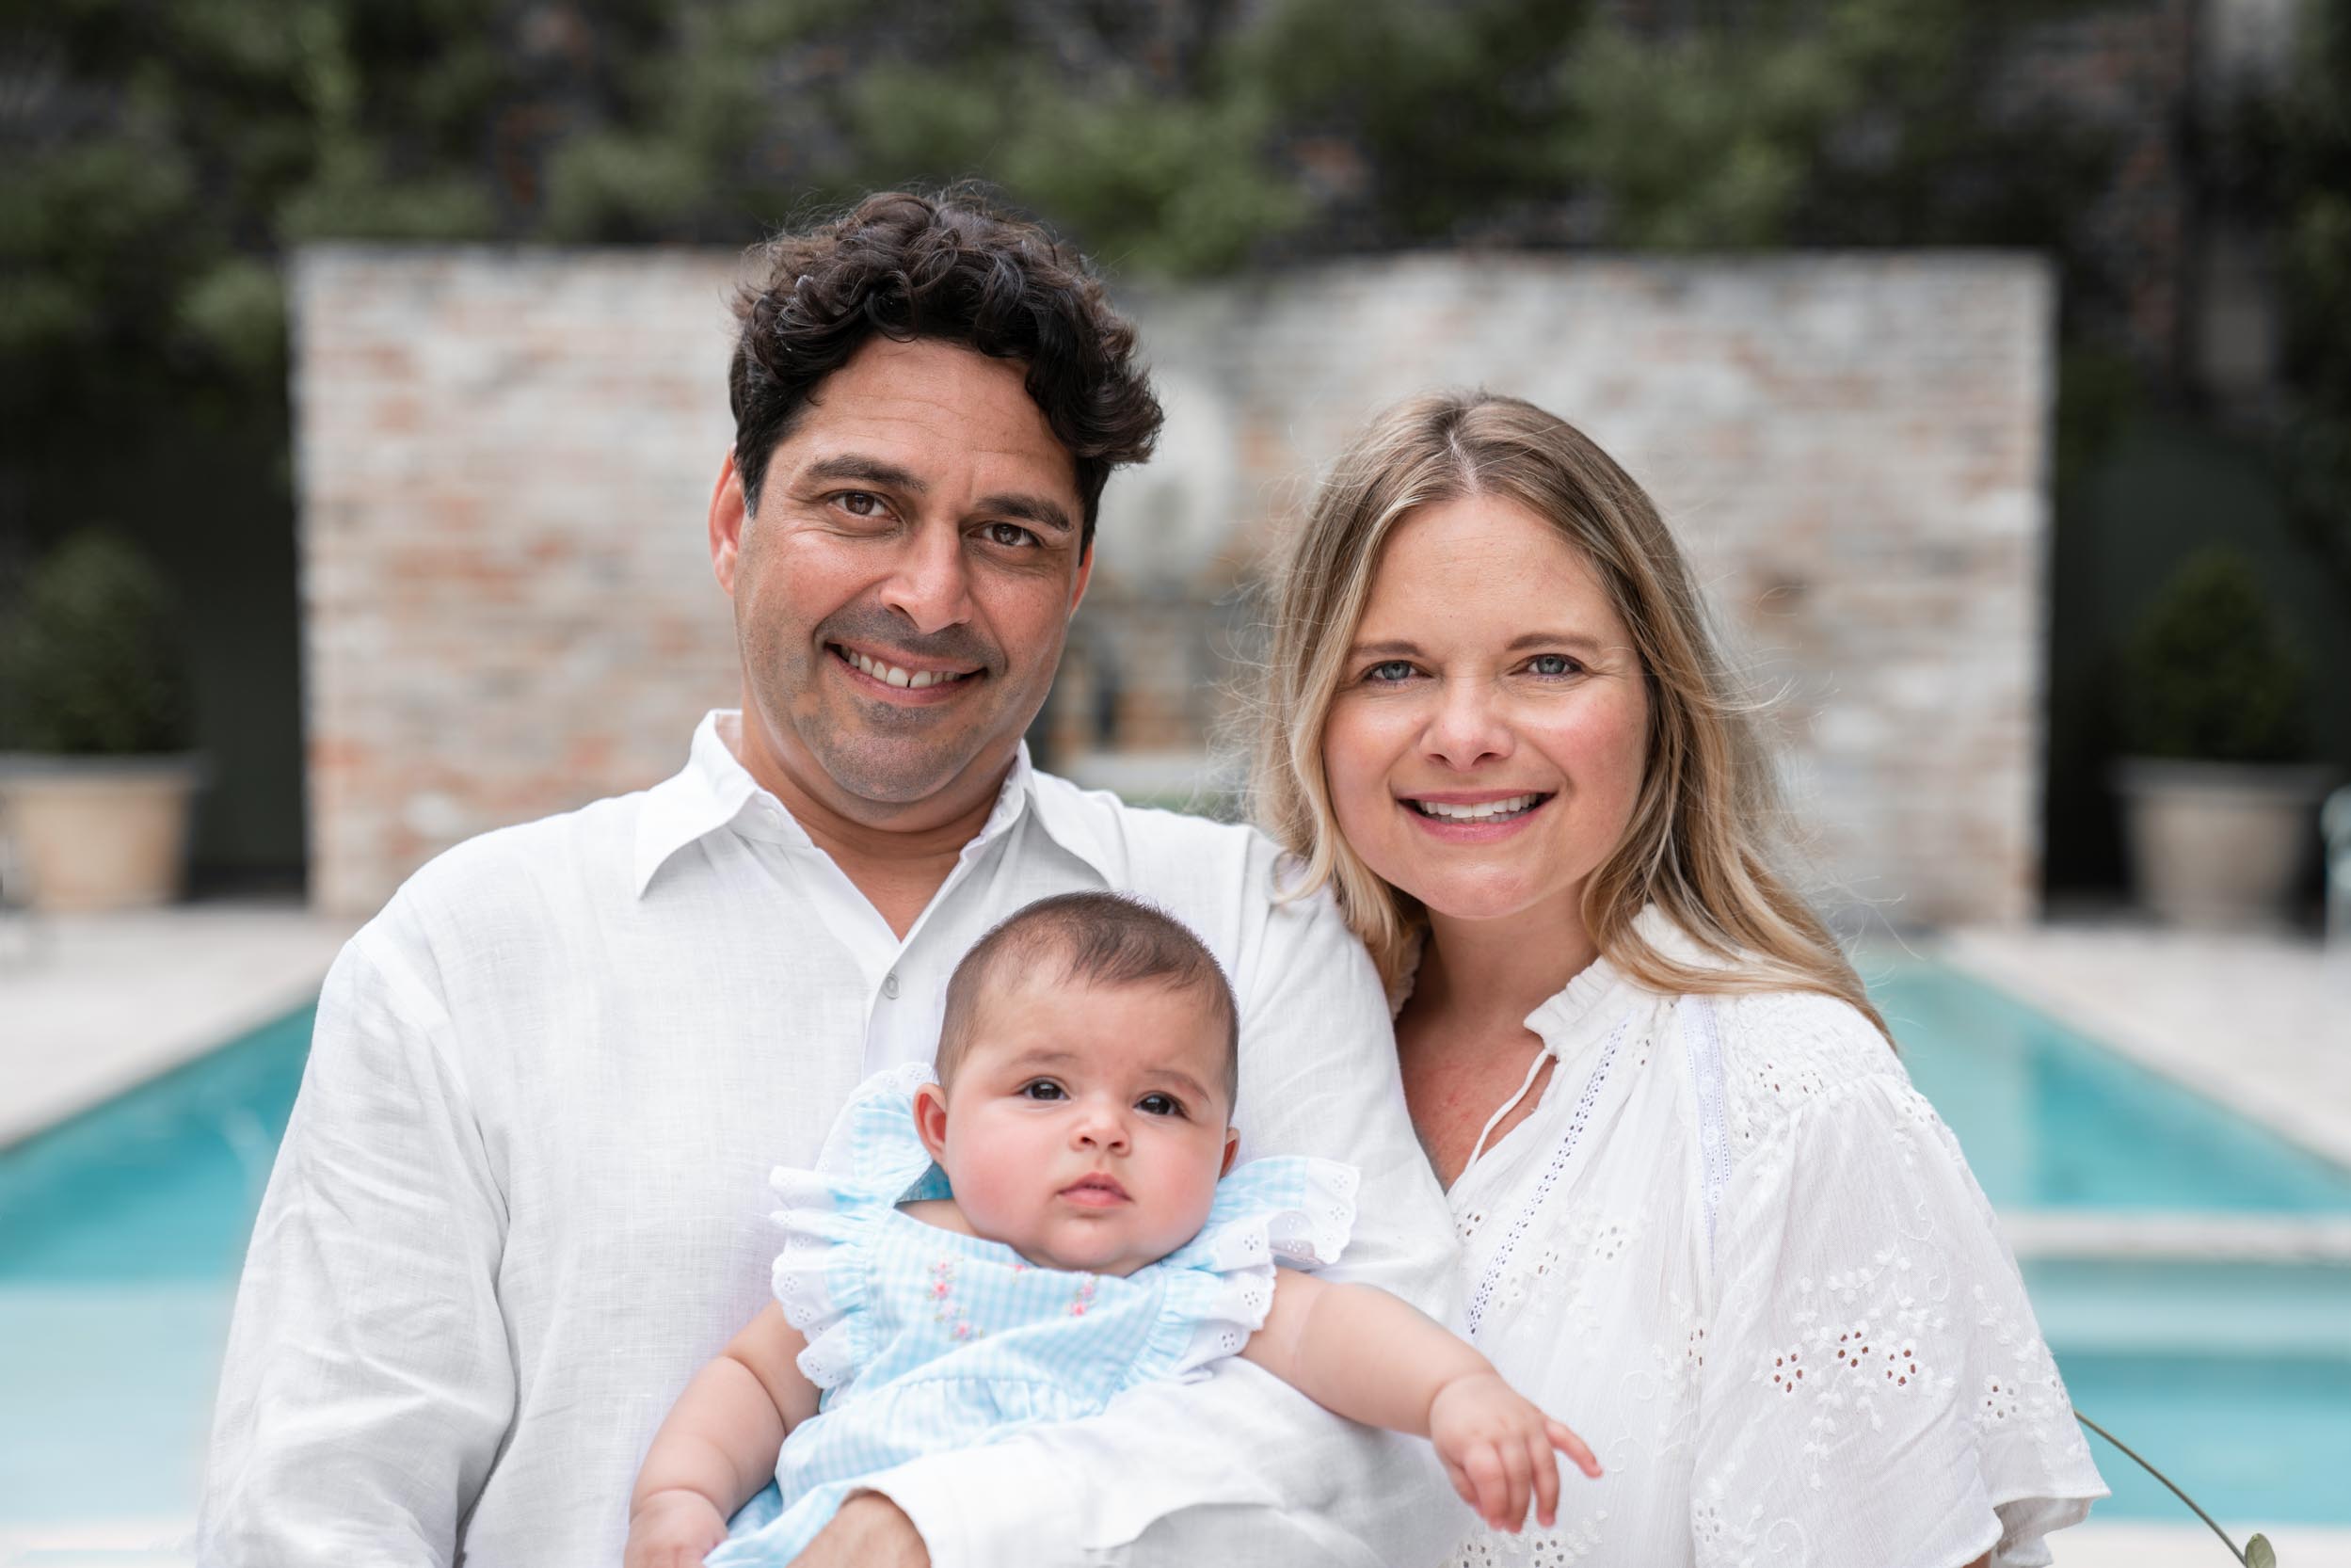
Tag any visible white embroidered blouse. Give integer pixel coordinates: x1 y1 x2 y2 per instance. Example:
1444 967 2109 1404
1435 916 2107 1568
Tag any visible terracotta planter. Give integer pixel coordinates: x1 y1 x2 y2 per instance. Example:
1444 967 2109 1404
2111 758 2335 929
0 754 205 913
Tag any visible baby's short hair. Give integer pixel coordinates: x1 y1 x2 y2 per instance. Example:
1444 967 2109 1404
936 891 1240 1109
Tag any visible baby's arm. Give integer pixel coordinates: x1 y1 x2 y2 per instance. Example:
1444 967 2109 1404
625 1302 822 1568
1240 1270 1600 1532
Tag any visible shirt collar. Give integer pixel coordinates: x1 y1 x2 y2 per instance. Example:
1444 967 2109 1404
632 710 1117 896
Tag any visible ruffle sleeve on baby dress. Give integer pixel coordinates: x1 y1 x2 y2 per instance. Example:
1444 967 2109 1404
1128 1153 1362 1389
769 1061 949 1393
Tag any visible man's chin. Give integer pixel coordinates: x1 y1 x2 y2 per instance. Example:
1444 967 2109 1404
811 732 1013 814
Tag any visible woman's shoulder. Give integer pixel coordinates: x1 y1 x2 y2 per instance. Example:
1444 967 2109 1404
1691 985 1911 1159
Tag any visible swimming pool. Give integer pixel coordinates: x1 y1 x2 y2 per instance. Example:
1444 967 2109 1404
4 960 2348 1531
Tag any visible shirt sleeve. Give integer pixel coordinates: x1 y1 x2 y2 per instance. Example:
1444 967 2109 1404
865 871 1466 1568
198 917 515 1565
1694 1064 2106 1568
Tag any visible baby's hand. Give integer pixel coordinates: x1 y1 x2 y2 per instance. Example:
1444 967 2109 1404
1427 1370 1601 1532
623 1489 730 1568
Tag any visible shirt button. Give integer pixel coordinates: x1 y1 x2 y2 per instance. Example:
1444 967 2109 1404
882 973 901 1000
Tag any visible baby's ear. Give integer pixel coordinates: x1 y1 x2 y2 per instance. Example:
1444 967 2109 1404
913 1082 951 1161
1220 1128 1239 1178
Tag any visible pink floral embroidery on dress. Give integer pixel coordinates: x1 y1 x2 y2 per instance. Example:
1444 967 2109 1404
1068 1276 1098 1317
929 1258 984 1341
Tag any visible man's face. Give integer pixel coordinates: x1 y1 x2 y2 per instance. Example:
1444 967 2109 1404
712 337 1091 825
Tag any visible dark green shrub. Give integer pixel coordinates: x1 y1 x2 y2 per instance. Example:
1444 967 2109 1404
0 530 192 756
2119 548 2310 762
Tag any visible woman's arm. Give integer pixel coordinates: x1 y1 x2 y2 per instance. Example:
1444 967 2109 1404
625 1303 820 1568
1241 1268 1599 1532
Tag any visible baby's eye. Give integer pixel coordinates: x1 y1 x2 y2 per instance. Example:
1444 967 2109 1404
1018 1080 1066 1102
1136 1093 1183 1118
1525 653 1584 677
1363 660 1416 684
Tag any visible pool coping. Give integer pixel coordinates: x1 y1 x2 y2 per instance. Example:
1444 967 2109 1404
0 903 357 1150
1931 923 2351 1176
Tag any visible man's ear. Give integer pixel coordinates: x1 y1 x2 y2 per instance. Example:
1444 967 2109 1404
709 448 749 598
1066 538 1094 619
913 1081 951 1163
1220 1127 1239 1178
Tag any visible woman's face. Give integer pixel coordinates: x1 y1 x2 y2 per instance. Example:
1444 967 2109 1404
1321 494 1651 934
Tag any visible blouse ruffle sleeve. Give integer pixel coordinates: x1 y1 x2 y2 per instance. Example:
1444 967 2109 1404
769 1062 944 1393
1128 1154 1361 1389
1695 1064 2106 1568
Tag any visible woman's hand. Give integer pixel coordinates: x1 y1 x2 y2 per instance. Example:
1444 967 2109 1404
1427 1371 1601 1532
623 1488 730 1568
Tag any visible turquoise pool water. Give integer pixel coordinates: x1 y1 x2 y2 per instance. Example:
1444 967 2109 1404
4 962 2348 1528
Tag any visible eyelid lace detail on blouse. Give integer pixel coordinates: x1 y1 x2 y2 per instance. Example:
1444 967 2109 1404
714 1065 1361 1566
1439 929 2103 1568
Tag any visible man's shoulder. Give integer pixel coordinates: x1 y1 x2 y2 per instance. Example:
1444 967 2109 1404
372 788 647 937
1029 767 1285 890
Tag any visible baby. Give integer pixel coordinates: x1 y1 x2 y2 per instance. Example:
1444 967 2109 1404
626 891 1597 1567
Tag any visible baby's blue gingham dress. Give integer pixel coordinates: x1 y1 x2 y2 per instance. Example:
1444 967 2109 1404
706 1062 1361 1566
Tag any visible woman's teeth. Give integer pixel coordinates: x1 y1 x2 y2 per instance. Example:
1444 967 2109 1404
1411 794 1543 822
843 648 973 690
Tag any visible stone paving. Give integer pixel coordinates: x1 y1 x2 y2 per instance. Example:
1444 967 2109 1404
0 900 356 1148
1936 917 2351 1171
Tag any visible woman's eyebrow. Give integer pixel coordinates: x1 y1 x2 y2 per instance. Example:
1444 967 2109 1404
1505 631 1607 656
1347 638 1424 659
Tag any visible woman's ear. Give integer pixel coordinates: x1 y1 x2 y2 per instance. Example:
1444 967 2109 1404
913 1082 951 1162
1221 1128 1239 1178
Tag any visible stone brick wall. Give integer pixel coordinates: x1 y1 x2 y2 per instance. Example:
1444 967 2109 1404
296 247 2053 925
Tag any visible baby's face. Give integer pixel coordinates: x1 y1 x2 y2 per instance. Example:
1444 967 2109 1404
915 976 1238 1277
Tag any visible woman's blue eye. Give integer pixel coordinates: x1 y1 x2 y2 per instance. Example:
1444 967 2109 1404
1366 660 1415 683
1019 1080 1065 1101
1527 654 1581 677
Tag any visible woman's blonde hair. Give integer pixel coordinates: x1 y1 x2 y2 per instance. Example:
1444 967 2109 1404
1253 390 1889 1037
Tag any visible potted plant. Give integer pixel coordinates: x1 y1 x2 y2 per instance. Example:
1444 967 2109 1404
2110 547 2334 927
0 528 204 912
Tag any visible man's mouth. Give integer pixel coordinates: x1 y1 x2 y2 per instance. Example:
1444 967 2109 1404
828 643 983 691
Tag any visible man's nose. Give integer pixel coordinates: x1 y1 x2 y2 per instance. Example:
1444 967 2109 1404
1422 675 1514 770
880 520 975 635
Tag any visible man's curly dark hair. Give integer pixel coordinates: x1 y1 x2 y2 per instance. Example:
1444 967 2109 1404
728 188 1163 552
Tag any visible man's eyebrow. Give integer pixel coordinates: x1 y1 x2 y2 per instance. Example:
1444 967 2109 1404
976 491 1076 537
803 455 927 492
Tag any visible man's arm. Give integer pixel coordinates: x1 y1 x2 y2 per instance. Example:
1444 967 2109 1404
841 858 1464 1568
200 920 514 1565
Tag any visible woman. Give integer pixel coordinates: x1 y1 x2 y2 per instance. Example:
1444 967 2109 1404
1255 392 2104 1567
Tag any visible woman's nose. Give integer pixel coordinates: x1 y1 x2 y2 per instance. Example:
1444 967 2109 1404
1421 675 1514 770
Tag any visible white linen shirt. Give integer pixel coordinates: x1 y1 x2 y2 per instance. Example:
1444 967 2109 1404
1433 915 2107 1568
200 712 1463 1568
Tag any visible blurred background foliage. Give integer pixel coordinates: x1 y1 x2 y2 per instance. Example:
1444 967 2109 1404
3 0 2346 889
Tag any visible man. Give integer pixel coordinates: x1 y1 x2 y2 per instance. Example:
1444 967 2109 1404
200 191 1461 1566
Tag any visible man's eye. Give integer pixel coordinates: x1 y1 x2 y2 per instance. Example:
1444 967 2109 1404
1018 1080 1065 1101
1526 653 1584 677
1137 1093 1182 1117
835 491 885 518
979 521 1041 549
1365 660 1415 683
